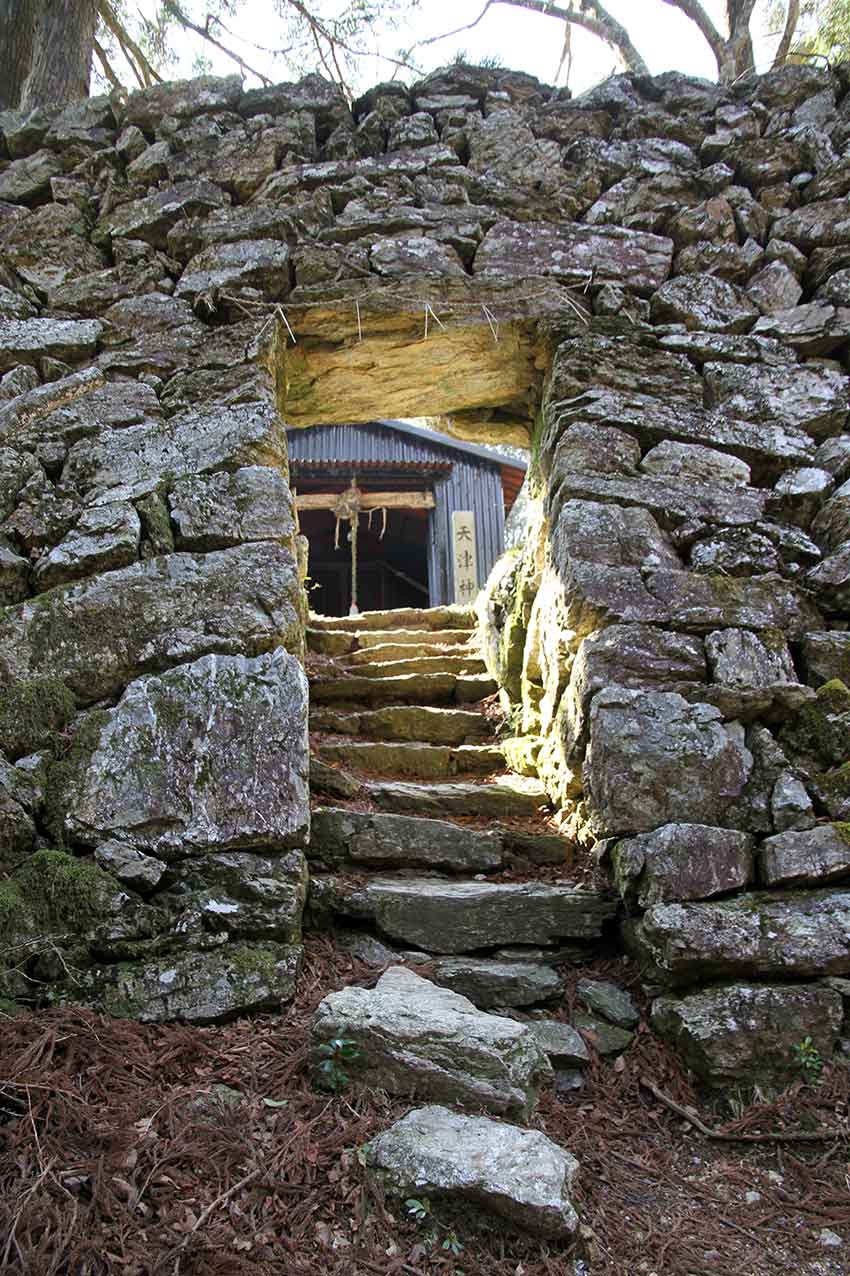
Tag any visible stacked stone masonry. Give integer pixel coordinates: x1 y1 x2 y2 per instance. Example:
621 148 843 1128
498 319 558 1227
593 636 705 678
1 58 850 1081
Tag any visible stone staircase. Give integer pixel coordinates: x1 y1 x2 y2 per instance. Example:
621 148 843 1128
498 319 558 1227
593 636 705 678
305 604 618 1008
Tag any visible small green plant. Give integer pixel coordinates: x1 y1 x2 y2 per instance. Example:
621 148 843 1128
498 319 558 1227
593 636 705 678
316 1037 360 1091
405 1197 464 1256
794 1036 824 1084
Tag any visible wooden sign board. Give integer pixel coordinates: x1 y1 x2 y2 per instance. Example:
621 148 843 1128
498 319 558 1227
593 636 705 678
451 510 478 604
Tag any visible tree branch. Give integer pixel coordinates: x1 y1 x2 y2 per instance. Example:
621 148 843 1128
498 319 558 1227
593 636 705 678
163 2 272 86
98 0 163 86
92 35 123 91
658 0 726 70
772 0 801 66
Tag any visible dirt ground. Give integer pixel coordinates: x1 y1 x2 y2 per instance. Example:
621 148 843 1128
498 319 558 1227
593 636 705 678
1 935 849 1276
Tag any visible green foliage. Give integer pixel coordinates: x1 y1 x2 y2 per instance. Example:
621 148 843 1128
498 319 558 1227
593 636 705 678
316 1036 360 1091
794 1035 824 1084
405 1196 464 1256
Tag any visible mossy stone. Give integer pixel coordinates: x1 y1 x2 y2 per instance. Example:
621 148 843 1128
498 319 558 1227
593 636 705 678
0 676 76 760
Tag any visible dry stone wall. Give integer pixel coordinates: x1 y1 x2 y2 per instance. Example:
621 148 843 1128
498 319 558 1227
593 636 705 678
1 58 850 1075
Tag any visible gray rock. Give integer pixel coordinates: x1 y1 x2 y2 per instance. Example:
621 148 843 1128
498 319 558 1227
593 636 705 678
176 239 291 308
652 982 842 1087
690 529 781 577
808 544 850 612
816 268 850 307
650 275 759 333
315 876 617 953
630 888 850 983
63 650 309 858
527 1020 589 1065
576 978 639 1029
94 840 166 892
97 181 230 250
547 334 702 408
772 198 850 250
704 361 850 441
572 1012 633 1056
74 943 302 1022
639 440 750 487
169 466 294 550
370 236 465 277
433 959 563 1008
0 543 29 605
760 824 850 886
612 824 754 908
474 218 673 293
753 302 850 355
0 319 102 372
0 149 63 204
770 772 816 833
811 479 850 553
33 501 141 590
363 1105 580 1239
705 628 796 689
549 470 767 530
772 466 835 528
311 967 552 1117
584 689 753 837
746 260 802 313
368 777 545 819
308 807 503 872
801 632 850 687
0 542 302 703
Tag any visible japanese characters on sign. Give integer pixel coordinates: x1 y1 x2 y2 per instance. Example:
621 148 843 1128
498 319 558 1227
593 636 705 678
451 510 478 604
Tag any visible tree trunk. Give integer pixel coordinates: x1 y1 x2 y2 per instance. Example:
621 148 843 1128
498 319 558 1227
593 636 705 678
20 0 98 110
725 0 758 79
0 0 39 111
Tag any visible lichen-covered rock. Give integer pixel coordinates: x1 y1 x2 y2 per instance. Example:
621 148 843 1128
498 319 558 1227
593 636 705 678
639 440 751 487
576 978 639 1029
175 239 291 308
431 958 562 1008
612 823 754 907
630 888 850 983
651 982 842 1087
97 181 230 249
308 807 503 872
759 824 850 887
363 1105 580 1239
312 876 616 953
705 627 796 688
650 274 759 332
312 967 552 1117
801 632 850 687
73 943 302 1022
584 689 753 836
33 501 141 590
62 650 309 857
0 542 302 702
703 360 849 441
94 840 166 892
0 319 102 372
169 466 294 550
474 219 673 292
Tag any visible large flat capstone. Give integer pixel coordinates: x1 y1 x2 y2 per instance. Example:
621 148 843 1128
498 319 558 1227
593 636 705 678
62 650 310 857
313 877 617 953
311 967 551 1117
308 807 503 872
364 1105 580 1239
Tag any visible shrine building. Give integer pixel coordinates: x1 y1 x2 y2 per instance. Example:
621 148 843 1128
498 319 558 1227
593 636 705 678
287 420 527 617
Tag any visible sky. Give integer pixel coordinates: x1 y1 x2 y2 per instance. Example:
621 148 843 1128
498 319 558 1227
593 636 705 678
123 0 788 98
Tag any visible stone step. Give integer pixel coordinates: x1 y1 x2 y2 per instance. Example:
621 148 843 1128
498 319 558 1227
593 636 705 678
309 671 496 705
310 705 495 745
309 604 476 633
345 654 488 678
311 875 618 952
343 641 478 666
309 806 504 872
307 627 477 657
317 740 505 779
367 776 549 819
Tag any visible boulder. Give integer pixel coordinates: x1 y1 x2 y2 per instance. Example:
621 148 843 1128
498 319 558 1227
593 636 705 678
630 888 850 983
651 982 842 1087
584 689 754 837
759 824 850 887
0 542 303 703
311 966 552 1117
801 632 850 687
63 650 309 857
432 958 563 1007
576 978 639 1028
705 628 797 689
169 466 294 550
612 824 754 907
363 1105 580 1239
74 943 302 1023
650 274 759 332
123 74 243 132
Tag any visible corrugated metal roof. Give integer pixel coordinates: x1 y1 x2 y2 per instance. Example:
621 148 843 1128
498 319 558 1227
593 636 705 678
286 419 527 475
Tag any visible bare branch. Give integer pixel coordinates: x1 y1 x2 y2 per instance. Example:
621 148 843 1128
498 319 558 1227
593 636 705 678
163 2 272 86
92 35 122 90
98 0 163 86
772 0 801 66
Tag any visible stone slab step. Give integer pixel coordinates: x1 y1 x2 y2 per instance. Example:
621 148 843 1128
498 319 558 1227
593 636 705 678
318 740 505 779
309 604 476 633
309 705 494 745
309 672 496 705
307 627 477 657
345 654 488 678
309 806 504 871
431 958 564 1008
311 875 618 952
367 776 548 818
343 641 478 666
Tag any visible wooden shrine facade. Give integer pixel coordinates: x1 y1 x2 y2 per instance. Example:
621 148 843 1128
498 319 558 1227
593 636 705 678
286 420 527 616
